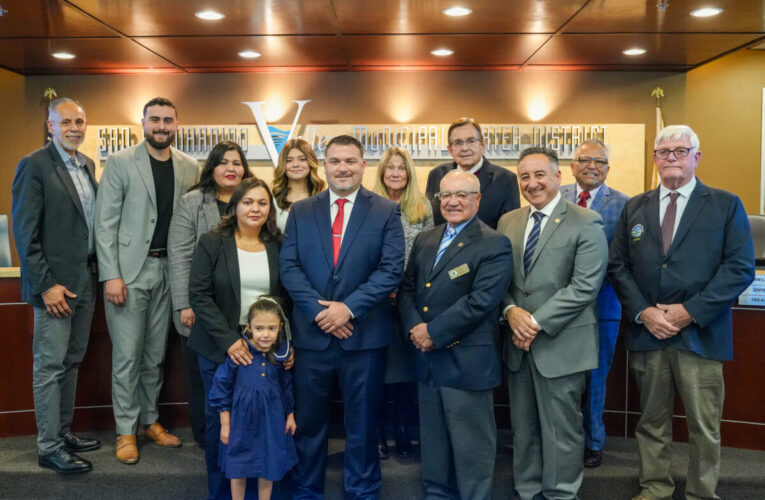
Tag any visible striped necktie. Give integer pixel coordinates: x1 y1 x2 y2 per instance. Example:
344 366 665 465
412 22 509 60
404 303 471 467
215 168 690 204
523 212 545 274
433 226 457 268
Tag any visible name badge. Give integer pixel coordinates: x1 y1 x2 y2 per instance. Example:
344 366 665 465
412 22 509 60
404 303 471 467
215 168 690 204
448 263 470 280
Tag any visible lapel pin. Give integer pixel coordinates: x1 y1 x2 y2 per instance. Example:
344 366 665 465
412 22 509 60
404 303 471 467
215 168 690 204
457 242 464 247
554 217 560 224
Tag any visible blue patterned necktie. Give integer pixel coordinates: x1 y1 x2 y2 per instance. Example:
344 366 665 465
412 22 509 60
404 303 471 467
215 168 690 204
523 212 545 274
433 225 457 268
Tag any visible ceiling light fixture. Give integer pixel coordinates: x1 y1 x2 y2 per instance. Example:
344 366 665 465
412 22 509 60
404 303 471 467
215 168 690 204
195 10 225 20
442 6 472 17
690 7 723 17
431 49 454 56
238 50 261 59
52 52 76 59
622 48 647 56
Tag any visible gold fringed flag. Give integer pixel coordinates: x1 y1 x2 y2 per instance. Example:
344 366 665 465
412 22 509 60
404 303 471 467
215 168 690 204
650 87 665 189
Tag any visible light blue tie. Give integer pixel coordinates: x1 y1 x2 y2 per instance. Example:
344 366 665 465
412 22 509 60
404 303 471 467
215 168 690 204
523 212 545 274
433 226 457 268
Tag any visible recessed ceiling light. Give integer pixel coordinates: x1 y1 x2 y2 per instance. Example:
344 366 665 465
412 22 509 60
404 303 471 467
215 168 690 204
431 49 454 56
690 7 723 17
238 50 261 59
622 48 647 56
442 6 472 17
195 10 225 20
52 52 76 60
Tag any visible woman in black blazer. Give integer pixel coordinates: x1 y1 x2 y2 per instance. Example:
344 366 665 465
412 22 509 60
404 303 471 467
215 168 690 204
187 177 284 500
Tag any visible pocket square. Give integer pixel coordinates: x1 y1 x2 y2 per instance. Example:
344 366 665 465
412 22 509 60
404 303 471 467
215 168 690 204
448 263 470 279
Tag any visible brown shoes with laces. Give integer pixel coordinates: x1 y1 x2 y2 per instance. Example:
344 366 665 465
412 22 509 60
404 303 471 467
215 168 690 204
144 422 182 448
115 435 139 464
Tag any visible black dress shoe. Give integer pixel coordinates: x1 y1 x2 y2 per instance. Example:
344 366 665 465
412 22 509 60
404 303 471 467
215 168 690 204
583 448 602 468
39 448 92 474
63 432 101 452
394 425 412 459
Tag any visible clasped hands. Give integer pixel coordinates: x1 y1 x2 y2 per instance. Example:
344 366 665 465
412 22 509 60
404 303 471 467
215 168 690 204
506 306 538 352
409 323 434 352
640 303 692 339
315 300 354 339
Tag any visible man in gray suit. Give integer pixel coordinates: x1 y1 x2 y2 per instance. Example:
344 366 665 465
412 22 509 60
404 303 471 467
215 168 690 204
95 97 198 464
12 98 100 474
498 147 608 500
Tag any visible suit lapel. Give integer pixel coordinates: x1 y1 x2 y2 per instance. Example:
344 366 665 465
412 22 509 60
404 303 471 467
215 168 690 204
202 191 222 230
313 191 334 269
668 180 708 256
222 235 241 308
526 198 567 274
48 143 87 221
642 188 663 250
336 187 372 269
265 240 280 295
560 184 576 204
428 217 478 280
590 184 608 212
135 142 157 208
421 224 445 274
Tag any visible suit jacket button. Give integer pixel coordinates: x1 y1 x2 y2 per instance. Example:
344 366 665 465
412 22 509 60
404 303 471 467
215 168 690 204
150 218 156 223
662 264 667 268
425 282 431 288
423 306 429 312
333 275 339 281
145 240 150 244
524 292 530 297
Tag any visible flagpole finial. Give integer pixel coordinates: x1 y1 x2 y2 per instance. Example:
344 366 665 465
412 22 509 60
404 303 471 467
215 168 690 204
651 87 665 107
43 88 58 102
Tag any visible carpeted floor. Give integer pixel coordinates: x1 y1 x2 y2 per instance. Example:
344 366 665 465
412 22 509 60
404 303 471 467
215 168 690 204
1 428 763 499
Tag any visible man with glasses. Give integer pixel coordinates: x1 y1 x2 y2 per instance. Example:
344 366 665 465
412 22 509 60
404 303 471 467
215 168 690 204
425 117 520 229
560 138 629 468
609 125 754 500
498 147 608 500
400 169 513 499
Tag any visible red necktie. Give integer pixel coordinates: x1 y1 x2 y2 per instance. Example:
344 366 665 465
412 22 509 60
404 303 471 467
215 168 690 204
332 199 348 267
577 190 590 207
661 192 679 255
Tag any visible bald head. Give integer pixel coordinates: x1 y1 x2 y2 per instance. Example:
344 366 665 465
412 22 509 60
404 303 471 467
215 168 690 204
438 170 481 226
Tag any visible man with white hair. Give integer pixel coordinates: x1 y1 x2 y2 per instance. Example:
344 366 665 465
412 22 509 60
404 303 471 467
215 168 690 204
609 125 754 500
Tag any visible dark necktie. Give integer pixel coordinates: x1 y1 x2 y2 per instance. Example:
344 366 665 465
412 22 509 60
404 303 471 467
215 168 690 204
661 192 679 255
577 190 590 207
523 212 545 274
332 198 348 267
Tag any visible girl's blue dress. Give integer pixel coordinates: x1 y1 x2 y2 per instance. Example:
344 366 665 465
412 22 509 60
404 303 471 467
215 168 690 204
208 342 298 481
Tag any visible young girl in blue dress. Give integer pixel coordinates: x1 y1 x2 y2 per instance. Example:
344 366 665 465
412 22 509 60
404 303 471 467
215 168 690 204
208 296 297 500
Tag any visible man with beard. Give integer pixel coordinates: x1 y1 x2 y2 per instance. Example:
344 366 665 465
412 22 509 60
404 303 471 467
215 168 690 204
95 97 199 464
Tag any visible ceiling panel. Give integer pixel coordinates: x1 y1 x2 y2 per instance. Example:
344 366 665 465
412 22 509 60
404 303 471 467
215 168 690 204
566 0 765 33
344 34 549 67
69 0 338 36
528 33 762 67
0 38 177 74
333 0 587 34
0 0 115 37
138 36 348 68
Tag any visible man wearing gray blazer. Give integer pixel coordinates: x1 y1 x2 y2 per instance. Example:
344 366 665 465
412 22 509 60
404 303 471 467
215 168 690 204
12 98 100 474
95 97 198 464
498 147 608 500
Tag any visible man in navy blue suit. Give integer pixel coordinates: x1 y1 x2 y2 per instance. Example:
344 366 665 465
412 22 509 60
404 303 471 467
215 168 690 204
280 135 405 499
609 125 754 500
560 138 629 468
400 170 513 499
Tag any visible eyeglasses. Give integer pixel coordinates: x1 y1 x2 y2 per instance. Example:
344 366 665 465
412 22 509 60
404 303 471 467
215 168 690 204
449 138 482 148
435 191 479 201
654 147 694 159
573 157 608 167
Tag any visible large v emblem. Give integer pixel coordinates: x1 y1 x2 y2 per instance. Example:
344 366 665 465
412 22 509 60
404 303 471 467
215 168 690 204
242 99 311 167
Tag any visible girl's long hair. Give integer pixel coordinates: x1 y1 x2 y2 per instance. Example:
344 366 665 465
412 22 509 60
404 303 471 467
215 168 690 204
272 139 326 210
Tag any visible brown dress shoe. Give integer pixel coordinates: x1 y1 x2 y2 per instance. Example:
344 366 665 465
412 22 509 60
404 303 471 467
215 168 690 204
144 422 182 448
115 435 139 464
